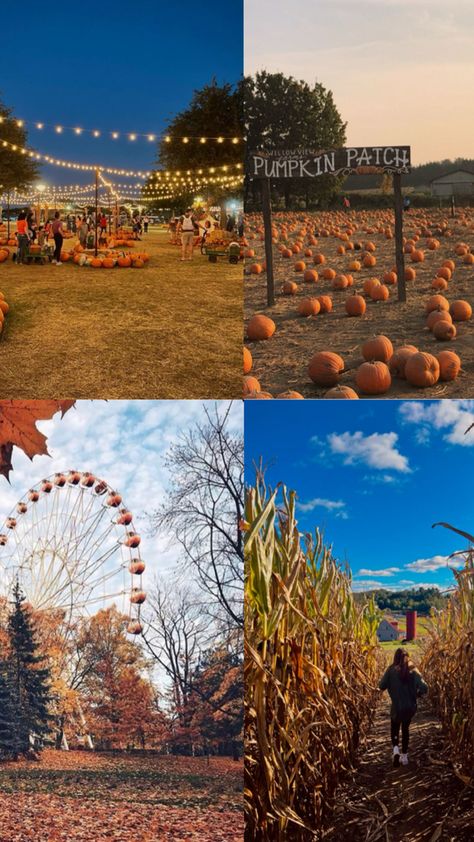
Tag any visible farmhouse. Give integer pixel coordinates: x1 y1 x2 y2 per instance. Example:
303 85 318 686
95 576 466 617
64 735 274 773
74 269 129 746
430 169 474 198
377 618 403 642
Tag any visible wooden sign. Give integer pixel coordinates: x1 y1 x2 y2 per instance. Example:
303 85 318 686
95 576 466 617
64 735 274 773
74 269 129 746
250 146 411 179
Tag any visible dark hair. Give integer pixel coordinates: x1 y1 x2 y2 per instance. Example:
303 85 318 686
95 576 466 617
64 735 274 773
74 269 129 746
393 647 412 683
54 211 60 219
18 211 26 220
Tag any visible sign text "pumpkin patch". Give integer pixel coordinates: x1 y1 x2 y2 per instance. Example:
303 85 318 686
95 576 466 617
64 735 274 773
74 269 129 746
250 146 411 178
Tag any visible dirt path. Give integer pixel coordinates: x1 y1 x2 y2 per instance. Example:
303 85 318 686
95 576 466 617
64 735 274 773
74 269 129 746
323 698 474 842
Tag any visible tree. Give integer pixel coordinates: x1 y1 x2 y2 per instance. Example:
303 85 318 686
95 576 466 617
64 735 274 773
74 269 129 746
244 71 347 209
0 663 15 757
0 97 39 193
144 80 243 213
3 582 52 758
189 641 243 758
150 403 244 629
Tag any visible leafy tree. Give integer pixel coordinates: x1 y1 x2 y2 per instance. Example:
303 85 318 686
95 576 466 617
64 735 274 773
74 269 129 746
0 662 15 757
189 642 243 757
244 71 347 209
144 80 243 213
2 582 52 758
0 97 39 193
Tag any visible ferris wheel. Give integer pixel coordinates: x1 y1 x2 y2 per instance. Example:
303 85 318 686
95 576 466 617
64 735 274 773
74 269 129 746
0 470 146 635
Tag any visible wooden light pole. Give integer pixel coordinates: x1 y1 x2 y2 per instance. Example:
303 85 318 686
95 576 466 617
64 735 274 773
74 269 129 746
393 173 406 303
94 168 99 257
261 178 275 306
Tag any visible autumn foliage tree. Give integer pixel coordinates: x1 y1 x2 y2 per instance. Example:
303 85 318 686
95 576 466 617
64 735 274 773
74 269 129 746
0 97 39 193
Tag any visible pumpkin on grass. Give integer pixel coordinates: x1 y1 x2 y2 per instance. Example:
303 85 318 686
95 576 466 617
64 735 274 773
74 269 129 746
433 320 457 341
405 352 440 387
303 269 318 283
317 295 333 313
308 351 344 386
426 309 452 331
355 361 391 395
276 391 305 399
245 391 273 400
450 300 472 321
425 295 449 314
246 314 276 341
282 281 298 295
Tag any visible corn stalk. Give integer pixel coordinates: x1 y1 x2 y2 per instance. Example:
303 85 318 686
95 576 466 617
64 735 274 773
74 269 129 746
421 522 474 784
244 477 381 840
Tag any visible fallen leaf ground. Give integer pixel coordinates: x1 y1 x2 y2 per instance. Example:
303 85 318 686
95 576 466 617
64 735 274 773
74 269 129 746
323 698 474 842
244 209 474 399
0 751 243 841
0 228 241 399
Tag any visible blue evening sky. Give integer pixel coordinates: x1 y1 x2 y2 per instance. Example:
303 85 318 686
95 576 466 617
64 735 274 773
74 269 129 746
244 400 474 592
1 1 242 184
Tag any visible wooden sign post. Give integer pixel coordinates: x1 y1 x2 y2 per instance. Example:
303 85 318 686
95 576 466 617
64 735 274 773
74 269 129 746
249 146 411 305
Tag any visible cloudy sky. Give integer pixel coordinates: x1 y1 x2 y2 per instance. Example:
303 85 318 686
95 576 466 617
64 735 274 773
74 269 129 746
244 400 474 592
245 0 474 164
0 400 242 615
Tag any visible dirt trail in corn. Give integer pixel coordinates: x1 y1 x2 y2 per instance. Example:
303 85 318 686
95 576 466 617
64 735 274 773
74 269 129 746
323 698 474 842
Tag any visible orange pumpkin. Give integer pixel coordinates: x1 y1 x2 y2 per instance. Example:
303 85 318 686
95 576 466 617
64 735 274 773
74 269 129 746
405 352 440 387
437 350 461 381
426 309 452 331
308 351 344 386
303 269 318 283
450 300 472 321
361 335 393 363
243 375 261 396
0 300 10 314
324 385 359 399
345 294 366 317
275 391 305 399
294 260 306 272
433 320 457 341
317 295 333 313
117 256 132 267
313 253 326 265
249 263 263 274
355 361 391 395
243 347 252 374
90 258 103 268
383 271 397 285
371 284 389 301
322 267 336 281
298 298 321 317
388 346 418 379
246 314 276 341
425 295 449 314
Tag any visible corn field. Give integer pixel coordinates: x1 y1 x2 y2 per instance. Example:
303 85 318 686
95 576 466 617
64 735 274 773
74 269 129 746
244 477 382 841
421 522 474 784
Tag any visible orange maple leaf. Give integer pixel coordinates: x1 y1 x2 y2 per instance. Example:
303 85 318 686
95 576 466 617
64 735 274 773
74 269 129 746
0 400 76 480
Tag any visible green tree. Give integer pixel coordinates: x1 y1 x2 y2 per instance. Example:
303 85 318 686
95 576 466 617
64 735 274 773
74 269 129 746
244 71 347 209
0 97 39 193
5 582 52 758
0 662 15 757
144 80 243 213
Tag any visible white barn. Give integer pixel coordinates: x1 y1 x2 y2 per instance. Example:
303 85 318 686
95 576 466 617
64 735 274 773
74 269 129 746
430 170 474 198
377 618 403 643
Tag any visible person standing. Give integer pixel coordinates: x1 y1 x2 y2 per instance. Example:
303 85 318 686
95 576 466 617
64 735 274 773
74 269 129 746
179 208 196 261
16 211 29 264
379 648 428 767
143 215 149 234
79 216 88 249
51 212 64 265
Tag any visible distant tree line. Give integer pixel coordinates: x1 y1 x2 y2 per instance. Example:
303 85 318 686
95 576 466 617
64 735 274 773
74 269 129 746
355 587 448 614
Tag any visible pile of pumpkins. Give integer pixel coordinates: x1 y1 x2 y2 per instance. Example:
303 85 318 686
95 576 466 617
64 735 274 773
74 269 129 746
243 331 463 399
68 243 149 269
0 288 10 334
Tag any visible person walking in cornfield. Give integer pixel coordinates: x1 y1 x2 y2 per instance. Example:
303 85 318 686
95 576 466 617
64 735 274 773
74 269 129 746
379 647 428 767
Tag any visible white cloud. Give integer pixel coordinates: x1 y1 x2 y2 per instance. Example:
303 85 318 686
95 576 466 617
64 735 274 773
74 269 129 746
399 400 474 447
327 431 411 473
0 400 242 613
352 580 384 591
405 553 465 573
358 567 401 577
298 497 346 513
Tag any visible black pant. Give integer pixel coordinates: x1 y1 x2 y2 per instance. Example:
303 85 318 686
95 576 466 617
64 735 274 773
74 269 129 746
391 717 411 753
53 233 63 262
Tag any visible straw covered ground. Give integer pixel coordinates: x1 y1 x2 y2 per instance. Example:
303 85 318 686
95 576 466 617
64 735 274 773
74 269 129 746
244 208 474 400
0 229 241 399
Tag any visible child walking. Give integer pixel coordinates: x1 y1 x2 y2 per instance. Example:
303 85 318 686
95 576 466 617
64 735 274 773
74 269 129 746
379 647 428 767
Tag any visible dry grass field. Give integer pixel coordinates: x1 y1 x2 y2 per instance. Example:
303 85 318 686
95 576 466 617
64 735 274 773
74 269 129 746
244 208 474 399
0 229 241 399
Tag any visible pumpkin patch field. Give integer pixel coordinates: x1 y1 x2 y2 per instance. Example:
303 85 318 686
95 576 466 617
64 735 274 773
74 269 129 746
244 208 474 399
0 228 241 399
0 750 243 841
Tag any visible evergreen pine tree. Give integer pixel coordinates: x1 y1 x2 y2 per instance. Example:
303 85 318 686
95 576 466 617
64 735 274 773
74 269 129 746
7 581 52 757
0 662 15 758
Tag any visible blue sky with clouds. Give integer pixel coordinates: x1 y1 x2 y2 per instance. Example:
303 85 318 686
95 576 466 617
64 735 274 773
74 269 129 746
0 400 242 614
244 400 474 592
